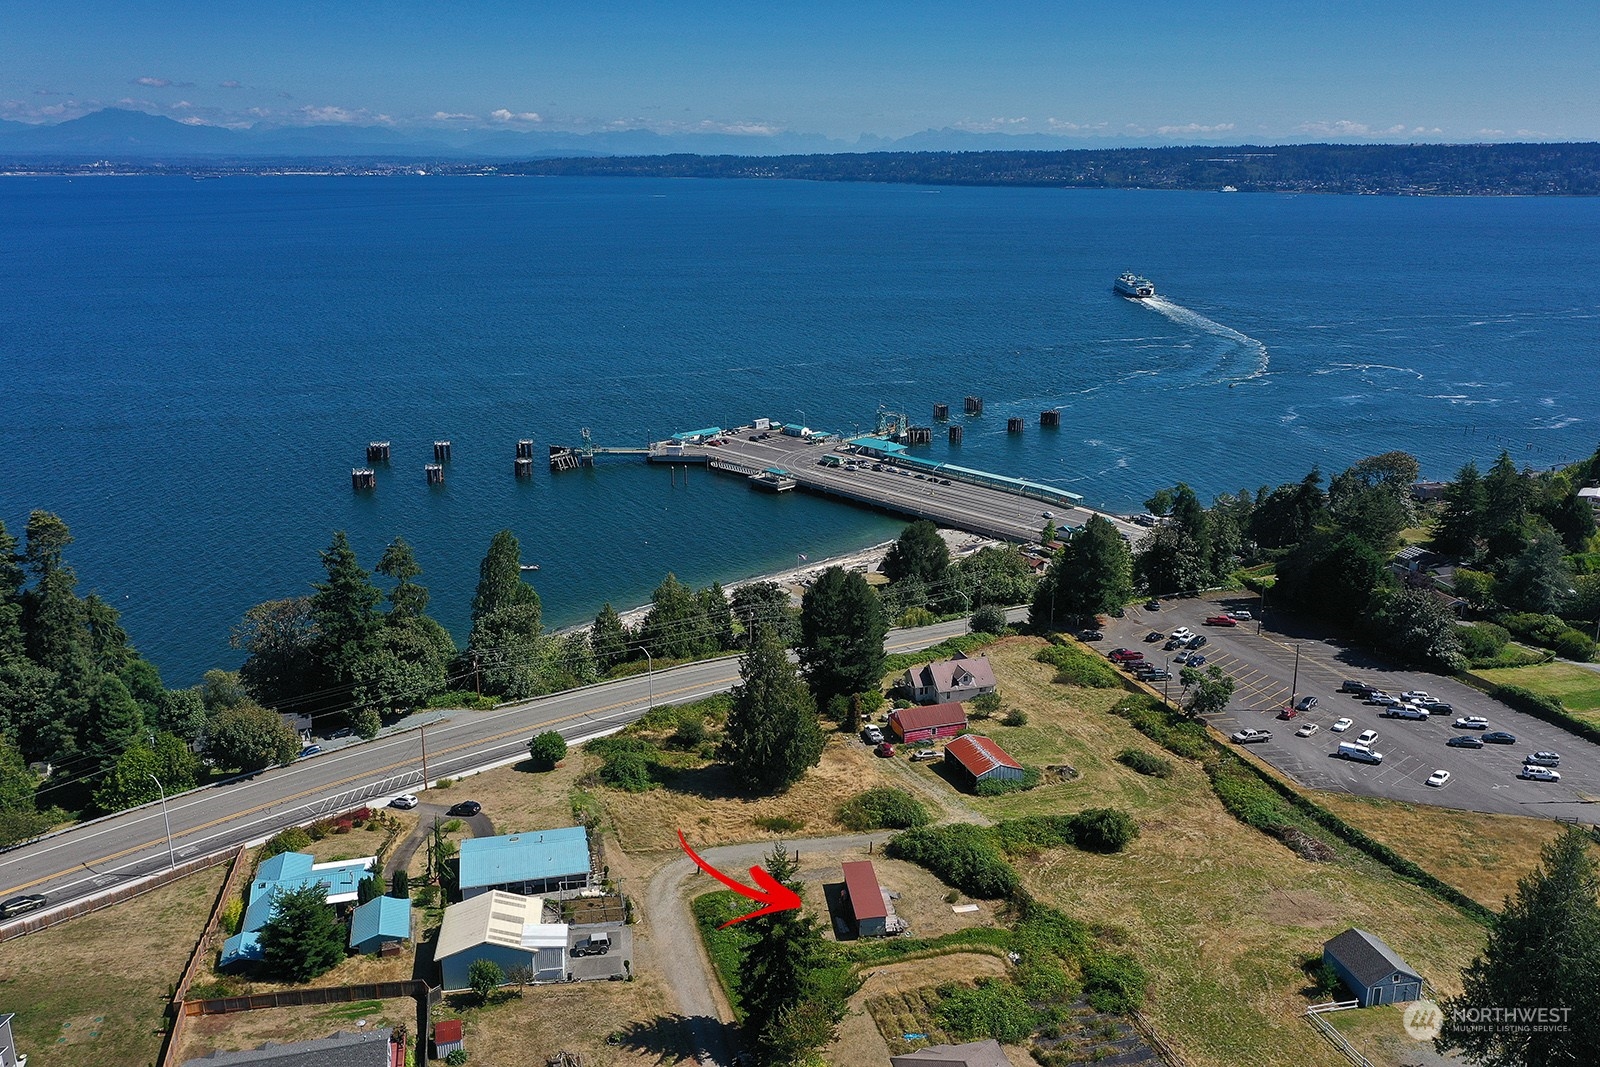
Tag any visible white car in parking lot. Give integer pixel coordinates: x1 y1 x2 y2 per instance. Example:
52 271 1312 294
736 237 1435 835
1295 723 1320 738
1520 765 1562 782
1400 691 1431 702
1169 627 1194 642
1331 717 1354 732
1426 770 1451 788
1454 716 1490 730
1357 729 1379 746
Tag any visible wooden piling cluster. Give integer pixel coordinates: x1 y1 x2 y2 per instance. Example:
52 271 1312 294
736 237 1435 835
425 463 444 485
1040 410 1061 428
905 426 933 445
933 403 950 421
948 425 964 445
433 440 452 462
365 441 391 462
1007 417 1024 433
964 396 984 415
351 469 376 490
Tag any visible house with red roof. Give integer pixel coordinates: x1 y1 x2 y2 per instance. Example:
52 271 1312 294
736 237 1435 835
887 702 968 743
943 734 1024 790
901 652 997 705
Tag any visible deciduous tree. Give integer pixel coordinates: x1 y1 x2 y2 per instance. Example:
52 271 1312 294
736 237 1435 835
206 701 301 771
731 582 798 647
590 602 631 671
527 730 567 769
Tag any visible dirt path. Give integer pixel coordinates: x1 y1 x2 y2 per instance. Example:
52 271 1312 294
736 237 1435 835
386 804 494 877
643 831 891 1066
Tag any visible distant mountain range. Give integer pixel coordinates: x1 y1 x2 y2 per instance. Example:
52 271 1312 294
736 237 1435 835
0 107 1427 161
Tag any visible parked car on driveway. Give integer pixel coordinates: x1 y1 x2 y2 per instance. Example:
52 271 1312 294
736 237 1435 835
390 793 420 809
447 801 482 817
874 742 895 758
861 725 884 745
1230 728 1272 744
1446 735 1485 749
1483 731 1517 745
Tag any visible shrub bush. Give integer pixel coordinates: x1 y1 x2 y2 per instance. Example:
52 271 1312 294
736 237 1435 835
935 979 1039 1044
974 766 1043 796
1115 748 1173 778
991 815 1078 856
754 815 804 833
599 750 655 792
1070 808 1139 853
969 692 1001 719
258 825 312 863
887 824 1020 899
1002 708 1029 727
837 787 932 831
899 607 936 628
526 731 567 769
1034 643 1121 688
970 605 1009 635
1081 951 1149 1012
1108 694 1211 760
1458 621 1510 663
1553 628 1597 662
220 897 244 935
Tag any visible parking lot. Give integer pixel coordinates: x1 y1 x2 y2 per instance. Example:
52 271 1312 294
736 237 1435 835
1099 597 1600 822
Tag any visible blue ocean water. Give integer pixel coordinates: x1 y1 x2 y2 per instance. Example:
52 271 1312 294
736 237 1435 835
3 176 1597 684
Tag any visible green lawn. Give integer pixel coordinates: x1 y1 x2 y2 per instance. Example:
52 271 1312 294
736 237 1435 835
1475 661 1600 717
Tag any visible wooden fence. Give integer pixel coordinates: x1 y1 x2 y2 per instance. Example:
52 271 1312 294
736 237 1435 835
183 980 435 1016
157 845 250 1067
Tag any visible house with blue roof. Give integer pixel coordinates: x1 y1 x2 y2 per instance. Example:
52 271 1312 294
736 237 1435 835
349 895 412 954
459 828 592 899
219 851 377 968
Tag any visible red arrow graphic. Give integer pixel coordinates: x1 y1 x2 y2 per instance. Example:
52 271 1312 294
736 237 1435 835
677 829 802 927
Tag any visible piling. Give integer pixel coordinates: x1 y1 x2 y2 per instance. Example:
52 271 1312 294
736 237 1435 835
1040 410 1061 428
948 425 964 445
425 463 445 485
964 396 984 415
516 439 535 459
933 403 949 421
365 442 391 463
1007 417 1024 434
433 440 452 462
515 457 535 478
351 468 376 490
905 426 933 445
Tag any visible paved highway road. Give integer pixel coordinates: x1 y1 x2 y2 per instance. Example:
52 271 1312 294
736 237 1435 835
0 615 1000 920
1102 597 1600 822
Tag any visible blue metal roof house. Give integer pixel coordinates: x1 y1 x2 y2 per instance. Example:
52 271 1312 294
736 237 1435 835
349 895 412 954
1323 928 1425 1007
459 828 592 899
219 851 376 968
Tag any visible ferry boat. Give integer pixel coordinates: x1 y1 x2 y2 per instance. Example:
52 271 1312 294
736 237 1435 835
519 563 540 572
1114 272 1156 299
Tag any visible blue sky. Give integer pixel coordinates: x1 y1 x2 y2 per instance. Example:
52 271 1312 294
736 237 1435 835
5 0 1597 143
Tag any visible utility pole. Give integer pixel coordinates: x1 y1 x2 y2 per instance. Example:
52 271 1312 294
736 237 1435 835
147 773 176 870
420 724 430 789
471 653 481 696
1163 656 1170 707
1290 644 1300 712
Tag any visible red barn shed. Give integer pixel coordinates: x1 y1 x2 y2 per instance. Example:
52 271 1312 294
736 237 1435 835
943 734 1025 790
888 702 968 743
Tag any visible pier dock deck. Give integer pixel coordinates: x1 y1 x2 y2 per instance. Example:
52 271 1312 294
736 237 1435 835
642 424 1144 545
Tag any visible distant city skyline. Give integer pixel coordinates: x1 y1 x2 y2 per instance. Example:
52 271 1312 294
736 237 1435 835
5 1 1597 145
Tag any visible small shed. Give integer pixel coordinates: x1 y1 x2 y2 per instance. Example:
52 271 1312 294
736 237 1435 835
943 735 1024 790
902 652 997 705
891 1039 1015 1066
1323 928 1424 1007
432 1019 464 1060
842 860 891 938
349 895 411 954
888 702 968 743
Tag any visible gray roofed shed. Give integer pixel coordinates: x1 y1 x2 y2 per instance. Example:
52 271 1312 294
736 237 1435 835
1323 927 1424 1007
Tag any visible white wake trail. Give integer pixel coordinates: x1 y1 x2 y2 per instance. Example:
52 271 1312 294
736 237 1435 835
1140 296 1270 381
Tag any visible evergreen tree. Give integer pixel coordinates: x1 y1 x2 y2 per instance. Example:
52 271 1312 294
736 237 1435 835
352 617 455 711
374 536 429 619
1377 587 1466 671
0 731 48 847
1304 534 1392 625
722 623 823 793
1482 451 1532 551
1031 515 1133 628
640 574 710 660
310 531 383 672
1249 469 1327 549
798 567 887 708
152 687 209 744
882 520 949 591
0 519 24 659
1133 523 1208 599
1439 828 1600 1066
590 602 631 671
700 582 736 650
471 530 540 625
81 594 134 674
81 674 145 776
1501 522 1575 615
736 843 849 1065
951 546 1037 610
1431 461 1486 557
259 883 348 983
1546 490 1598 553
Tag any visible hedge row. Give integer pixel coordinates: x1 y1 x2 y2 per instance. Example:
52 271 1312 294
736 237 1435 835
1489 684 1600 748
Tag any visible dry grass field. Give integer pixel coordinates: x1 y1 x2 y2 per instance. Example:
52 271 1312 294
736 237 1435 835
176 997 416 1063
0 863 227 1067
460 970 690 1067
